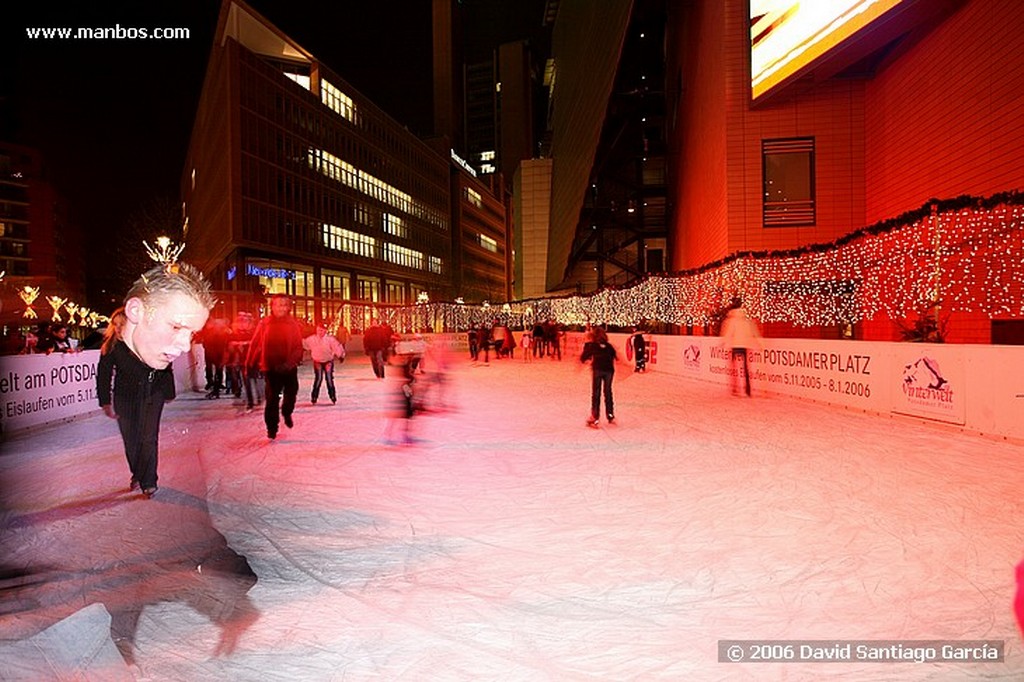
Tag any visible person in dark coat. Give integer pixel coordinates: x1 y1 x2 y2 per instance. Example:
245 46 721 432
363 320 389 379
97 264 215 497
246 294 304 439
631 328 648 373
200 317 231 398
579 325 619 426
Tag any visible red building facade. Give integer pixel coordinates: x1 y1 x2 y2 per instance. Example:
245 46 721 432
665 0 1023 343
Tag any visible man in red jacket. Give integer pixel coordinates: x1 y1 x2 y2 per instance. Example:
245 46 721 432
246 294 304 439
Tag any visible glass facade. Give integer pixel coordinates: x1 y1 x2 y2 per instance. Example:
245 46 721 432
183 3 508 325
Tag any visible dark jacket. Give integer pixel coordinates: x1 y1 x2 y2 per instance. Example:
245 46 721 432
580 341 617 373
363 325 389 353
247 314 304 373
97 340 175 410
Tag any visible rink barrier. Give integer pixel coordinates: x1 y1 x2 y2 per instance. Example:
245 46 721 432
589 332 1024 442
1 334 1021 440
0 333 472 435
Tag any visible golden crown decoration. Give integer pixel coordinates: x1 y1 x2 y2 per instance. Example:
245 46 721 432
143 236 186 272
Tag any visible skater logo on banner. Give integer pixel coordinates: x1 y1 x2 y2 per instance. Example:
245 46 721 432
682 344 701 373
892 351 965 425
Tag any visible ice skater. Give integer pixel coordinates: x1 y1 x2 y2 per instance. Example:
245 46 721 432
580 325 619 427
383 354 417 445
363 319 390 378
630 327 648 372
521 330 533 362
303 323 345 404
96 263 216 497
246 294 304 439
719 298 762 397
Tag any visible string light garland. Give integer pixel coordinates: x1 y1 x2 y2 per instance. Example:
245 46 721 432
333 193 1024 334
22 193 1010 336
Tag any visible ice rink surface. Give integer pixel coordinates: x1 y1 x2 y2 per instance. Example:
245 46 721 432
1 350 1022 681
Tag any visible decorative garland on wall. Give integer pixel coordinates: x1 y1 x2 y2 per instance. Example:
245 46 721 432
328 192 1024 333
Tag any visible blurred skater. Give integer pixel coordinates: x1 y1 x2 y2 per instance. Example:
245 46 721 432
247 294 304 439
719 298 762 397
384 353 417 445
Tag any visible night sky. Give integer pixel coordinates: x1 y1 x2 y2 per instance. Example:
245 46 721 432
4 0 547 302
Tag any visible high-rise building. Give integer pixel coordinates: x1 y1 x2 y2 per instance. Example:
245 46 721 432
182 0 508 327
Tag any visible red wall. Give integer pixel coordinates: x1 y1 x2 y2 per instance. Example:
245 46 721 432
667 0 1024 343
864 0 1024 224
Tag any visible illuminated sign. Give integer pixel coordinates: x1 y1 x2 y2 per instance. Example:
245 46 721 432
246 264 296 279
750 0 905 101
226 266 237 281
450 149 478 177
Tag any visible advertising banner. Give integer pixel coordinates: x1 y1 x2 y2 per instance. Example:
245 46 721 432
0 351 101 434
890 344 966 425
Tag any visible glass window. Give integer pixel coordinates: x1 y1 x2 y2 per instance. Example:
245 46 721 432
321 223 377 259
321 269 350 301
763 137 815 227
386 281 406 304
383 213 407 238
383 242 424 270
356 275 380 302
478 234 498 253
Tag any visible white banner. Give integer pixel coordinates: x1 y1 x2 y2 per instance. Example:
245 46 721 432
565 332 1023 440
0 351 102 434
4 335 1022 441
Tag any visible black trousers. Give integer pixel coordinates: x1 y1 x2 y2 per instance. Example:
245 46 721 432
117 394 165 489
590 370 615 420
264 367 298 434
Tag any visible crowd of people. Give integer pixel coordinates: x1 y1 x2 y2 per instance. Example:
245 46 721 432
1 321 97 355
467 318 567 364
77 258 663 497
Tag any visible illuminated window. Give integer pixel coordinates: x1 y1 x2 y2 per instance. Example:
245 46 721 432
356 275 379 302
307 148 447 231
478 234 498 253
354 203 371 226
386 281 406 304
763 137 815 227
465 187 483 208
383 213 407 238
429 255 443 274
384 242 424 270
321 223 377 258
284 72 311 91
321 269 350 300
321 79 358 124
